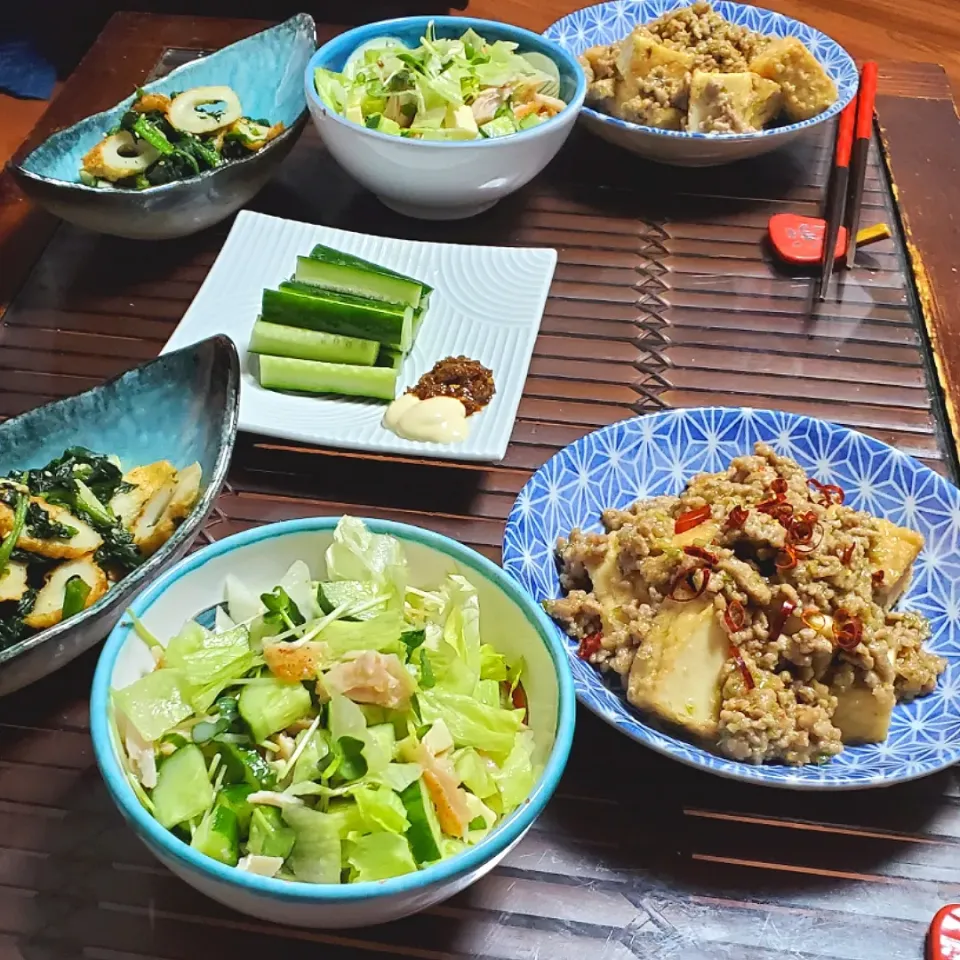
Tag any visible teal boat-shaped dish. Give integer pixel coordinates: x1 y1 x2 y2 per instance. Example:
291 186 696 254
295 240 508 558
7 14 315 240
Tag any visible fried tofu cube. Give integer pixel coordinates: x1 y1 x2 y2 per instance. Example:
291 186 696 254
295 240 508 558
749 37 838 122
671 520 720 551
627 595 727 739
832 682 896 743
617 29 695 87
686 71 782 133
870 518 923 607
619 98 684 130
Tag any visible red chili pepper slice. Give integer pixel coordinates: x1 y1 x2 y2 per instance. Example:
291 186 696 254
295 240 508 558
775 545 798 571
668 566 711 602
684 544 719 565
808 478 845 506
724 506 749 530
771 478 789 496
768 599 796 642
723 599 747 633
729 644 755 690
577 632 602 660
833 609 863 651
675 504 711 535
511 682 528 720
872 569 885 586
839 543 855 565
800 607 826 631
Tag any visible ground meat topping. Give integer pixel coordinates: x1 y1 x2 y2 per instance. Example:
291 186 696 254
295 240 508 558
408 356 495 416
544 441 945 767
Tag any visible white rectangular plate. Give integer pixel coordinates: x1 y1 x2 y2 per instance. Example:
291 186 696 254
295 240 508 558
163 211 557 462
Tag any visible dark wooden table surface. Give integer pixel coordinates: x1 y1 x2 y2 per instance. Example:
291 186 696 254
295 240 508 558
3 12 960 960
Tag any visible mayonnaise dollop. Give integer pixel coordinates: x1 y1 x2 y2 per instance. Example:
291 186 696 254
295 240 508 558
382 393 470 444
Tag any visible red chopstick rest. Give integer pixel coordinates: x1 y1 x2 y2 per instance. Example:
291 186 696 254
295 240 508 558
769 213 849 264
928 904 960 959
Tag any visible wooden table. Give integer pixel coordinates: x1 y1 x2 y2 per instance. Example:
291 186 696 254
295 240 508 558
4 13 960 960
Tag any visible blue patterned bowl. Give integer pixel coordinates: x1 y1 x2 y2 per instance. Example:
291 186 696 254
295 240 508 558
545 0 858 166
7 15 315 239
503 408 960 789
0 336 240 695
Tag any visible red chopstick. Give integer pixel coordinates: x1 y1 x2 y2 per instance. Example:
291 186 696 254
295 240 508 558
817 98 857 301
843 61 879 269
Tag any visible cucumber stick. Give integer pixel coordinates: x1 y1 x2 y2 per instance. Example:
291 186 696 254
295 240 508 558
259 355 398 401
400 777 444 865
295 256 424 309
309 243 433 296
263 283 412 351
250 319 378 366
374 346 404 371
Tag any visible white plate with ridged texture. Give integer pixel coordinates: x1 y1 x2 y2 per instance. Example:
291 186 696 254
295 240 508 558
163 210 557 461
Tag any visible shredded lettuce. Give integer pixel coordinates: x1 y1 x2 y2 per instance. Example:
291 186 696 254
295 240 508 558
353 785 409 834
314 24 564 140
282 805 342 883
494 729 538 814
419 689 523 760
325 516 407 609
347 832 417 881
113 669 193 742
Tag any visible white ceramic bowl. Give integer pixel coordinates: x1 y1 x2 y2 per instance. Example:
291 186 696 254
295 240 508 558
90 517 575 928
545 0 859 167
304 17 586 219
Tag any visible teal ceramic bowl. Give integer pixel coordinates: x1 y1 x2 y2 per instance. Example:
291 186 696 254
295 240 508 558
0 336 240 695
7 15 315 240
91 517 575 928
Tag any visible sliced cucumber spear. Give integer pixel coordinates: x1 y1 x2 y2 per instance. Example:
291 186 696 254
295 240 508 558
250 319 379 366
258 356 398 401
295 256 424 309
263 282 413 351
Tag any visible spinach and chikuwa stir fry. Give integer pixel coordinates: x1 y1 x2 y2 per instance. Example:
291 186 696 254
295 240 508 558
0 449 202 648
80 85 284 189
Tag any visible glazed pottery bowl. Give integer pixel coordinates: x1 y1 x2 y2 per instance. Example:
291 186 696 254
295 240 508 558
305 17 586 220
7 14 315 239
545 0 857 167
0 336 239 695
504 407 960 789
90 517 575 927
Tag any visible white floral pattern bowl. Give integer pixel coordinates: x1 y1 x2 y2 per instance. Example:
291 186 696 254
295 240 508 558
502 407 960 789
544 0 858 166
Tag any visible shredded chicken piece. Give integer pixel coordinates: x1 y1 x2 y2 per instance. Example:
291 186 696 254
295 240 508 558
324 651 415 709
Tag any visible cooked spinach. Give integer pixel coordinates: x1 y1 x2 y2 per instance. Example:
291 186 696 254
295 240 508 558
0 588 37 649
25 502 77 541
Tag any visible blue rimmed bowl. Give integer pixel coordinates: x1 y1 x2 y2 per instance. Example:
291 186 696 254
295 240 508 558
90 517 575 928
545 0 857 166
503 407 960 790
7 14 315 239
305 17 586 220
0 335 240 696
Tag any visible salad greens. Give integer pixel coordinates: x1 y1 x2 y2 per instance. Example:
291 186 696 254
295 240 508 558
112 516 539 883
314 24 566 140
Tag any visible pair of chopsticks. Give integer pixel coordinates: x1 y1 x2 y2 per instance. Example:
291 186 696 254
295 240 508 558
818 61 879 301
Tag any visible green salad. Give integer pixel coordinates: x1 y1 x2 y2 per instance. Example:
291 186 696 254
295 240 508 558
314 24 567 140
112 516 538 883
